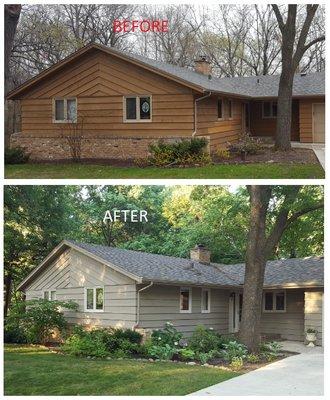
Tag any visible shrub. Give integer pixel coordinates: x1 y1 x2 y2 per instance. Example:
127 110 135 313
148 138 209 167
5 299 78 344
62 334 109 358
221 341 248 362
196 349 221 364
151 322 183 347
5 147 30 164
306 328 318 334
259 341 282 357
230 356 244 371
228 133 262 155
188 325 223 353
246 353 260 363
178 348 196 361
148 343 177 360
215 147 231 160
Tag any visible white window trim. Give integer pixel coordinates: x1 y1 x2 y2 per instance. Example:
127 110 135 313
43 290 56 300
52 97 78 123
84 287 104 313
123 95 152 123
180 287 192 313
228 99 233 120
217 98 224 120
201 288 211 313
263 290 286 313
262 101 277 119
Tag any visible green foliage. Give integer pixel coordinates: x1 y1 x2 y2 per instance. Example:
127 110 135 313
188 325 224 353
306 328 318 334
178 348 196 361
148 138 209 167
62 326 142 358
151 322 183 347
215 147 231 160
229 356 244 371
5 299 78 344
246 353 260 363
259 341 282 358
147 343 178 360
5 147 30 164
196 349 221 364
221 341 248 362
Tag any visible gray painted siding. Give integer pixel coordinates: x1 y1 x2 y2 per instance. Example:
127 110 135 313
304 290 323 346
260 289 305 341
25 248 137 329
138 284 229 336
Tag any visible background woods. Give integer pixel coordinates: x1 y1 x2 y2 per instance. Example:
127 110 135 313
5 4 325 143
4 185 324 315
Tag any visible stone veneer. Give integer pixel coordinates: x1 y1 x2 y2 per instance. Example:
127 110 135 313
10 133 206 161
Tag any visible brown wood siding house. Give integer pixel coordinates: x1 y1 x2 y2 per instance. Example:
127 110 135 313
7 43 325 161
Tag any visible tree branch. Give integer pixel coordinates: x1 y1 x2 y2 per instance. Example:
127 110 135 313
303 35 325 53
271 4 285 32
285 202 324 227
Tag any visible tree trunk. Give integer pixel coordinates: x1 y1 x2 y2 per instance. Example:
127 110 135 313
274 71 294 150
4 273 13 318
239 186 271 352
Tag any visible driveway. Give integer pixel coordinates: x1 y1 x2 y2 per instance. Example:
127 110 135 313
189 342 324 396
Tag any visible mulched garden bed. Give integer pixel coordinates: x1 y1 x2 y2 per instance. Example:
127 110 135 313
213 148 319 165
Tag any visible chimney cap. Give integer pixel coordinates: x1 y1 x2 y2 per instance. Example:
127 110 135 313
195 55 210 64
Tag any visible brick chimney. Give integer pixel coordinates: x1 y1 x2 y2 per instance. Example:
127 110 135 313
194 56 212 76
190 244 211 265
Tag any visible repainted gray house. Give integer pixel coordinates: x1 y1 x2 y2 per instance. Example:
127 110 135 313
18 240 324 345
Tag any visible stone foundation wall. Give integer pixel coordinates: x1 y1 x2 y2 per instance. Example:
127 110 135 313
10 133 207 161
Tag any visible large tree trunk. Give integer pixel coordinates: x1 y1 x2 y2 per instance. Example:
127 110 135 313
5 4 21 95
239 186 271 352
4 273 13 318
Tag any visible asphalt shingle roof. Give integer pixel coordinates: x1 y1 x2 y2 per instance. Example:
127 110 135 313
110 46 325 98
68 241 324 288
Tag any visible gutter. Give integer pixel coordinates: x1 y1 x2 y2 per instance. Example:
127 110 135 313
135 281 154 328
192 91 212 137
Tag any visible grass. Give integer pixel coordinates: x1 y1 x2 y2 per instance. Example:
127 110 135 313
4 344 239 395
5 162 324 179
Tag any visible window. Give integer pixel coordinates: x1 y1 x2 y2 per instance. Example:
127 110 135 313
228 99 233 119
217 98 223 119
262 101 277 118
180 287 192 313
201 288 211 313
85 287 104 312
124 96 152 122
43 290 56 300
53 98 77 122
263 291 286 312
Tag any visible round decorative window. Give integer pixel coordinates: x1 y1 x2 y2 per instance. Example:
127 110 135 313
141 101 150 113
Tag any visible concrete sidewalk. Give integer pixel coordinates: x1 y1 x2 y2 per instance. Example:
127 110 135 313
189 342 324 396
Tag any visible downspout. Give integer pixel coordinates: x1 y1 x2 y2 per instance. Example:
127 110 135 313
135 281 154 329
192 91 212 137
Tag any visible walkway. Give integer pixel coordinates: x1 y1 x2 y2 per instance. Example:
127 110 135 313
189 341 324 396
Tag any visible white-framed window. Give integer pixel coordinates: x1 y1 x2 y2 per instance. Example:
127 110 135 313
84 287 104 312
228 99 233 119
180 287 192 313
201 288 211 313
53 98 77 123
217 98 223 119
263 291 286 312
43 290 56 300
262 101 277 118
123 95 152 122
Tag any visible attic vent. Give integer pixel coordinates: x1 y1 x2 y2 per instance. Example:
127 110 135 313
300 72 307 77
257 78 260 84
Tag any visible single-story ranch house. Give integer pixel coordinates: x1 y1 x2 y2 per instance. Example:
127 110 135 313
7 43 325 161
18 240 324 346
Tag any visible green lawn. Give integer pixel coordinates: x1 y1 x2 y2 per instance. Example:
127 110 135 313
5 162 324 179
4 345 238 395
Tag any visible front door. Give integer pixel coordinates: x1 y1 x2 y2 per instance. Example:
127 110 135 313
229 292 243 333
313 103 325 143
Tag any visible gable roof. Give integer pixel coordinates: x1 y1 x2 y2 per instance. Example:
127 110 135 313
18 240 324 291
7 43 325 100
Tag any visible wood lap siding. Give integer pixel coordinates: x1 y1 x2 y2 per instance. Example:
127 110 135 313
139 285 229 336
19 49 194 138
196 96 243 150
299 98 325 143
260 289 305 341
304 290 323 346
24 248 137 329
